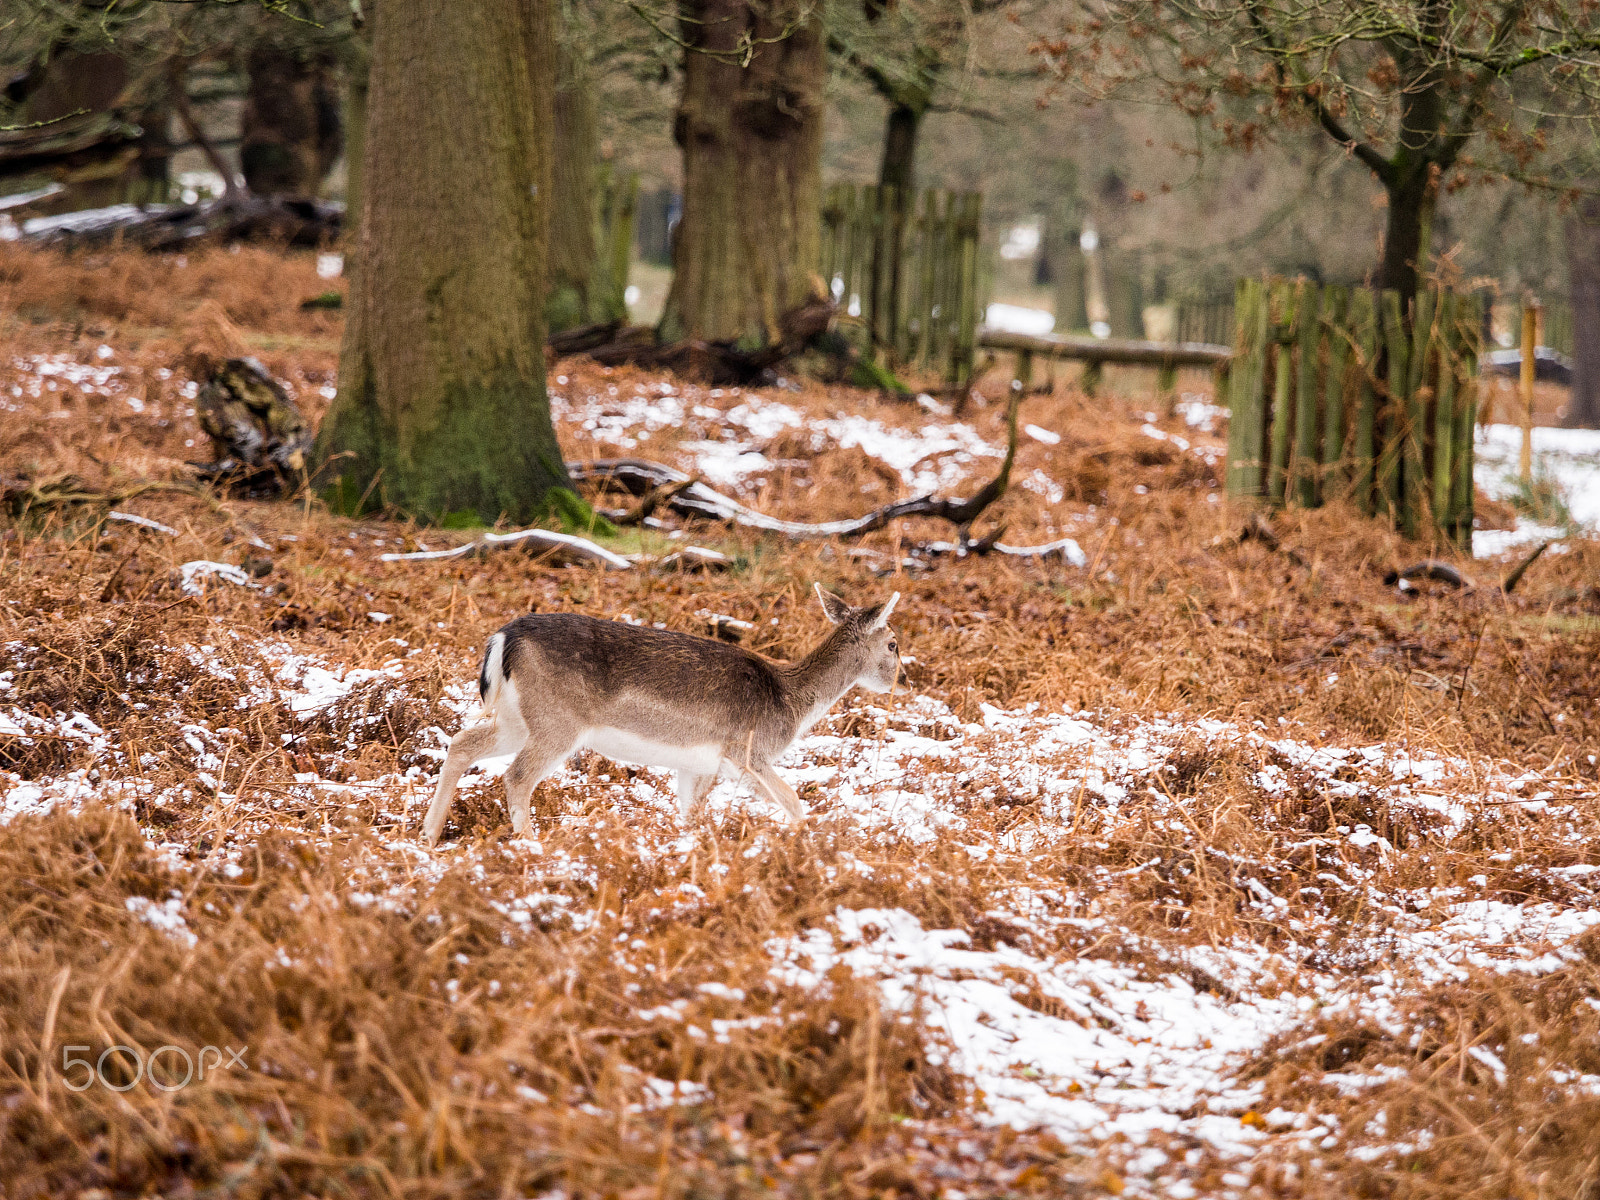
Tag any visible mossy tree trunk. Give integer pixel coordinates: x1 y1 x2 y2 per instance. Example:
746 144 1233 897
657 0 824 346
240 40 343 197
315 0 577 527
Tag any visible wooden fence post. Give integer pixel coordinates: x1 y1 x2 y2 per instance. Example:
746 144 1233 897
952 192 982 382
1349 288 1379 515
1452 294 1482 548
1293 281 1322 508
1266 279 1297 503
1226 277 1268 498
1378 290 1408 522
1400 287 1436 539
1431 290 1458 529
1519 300 1538 486
1318 285 1350 505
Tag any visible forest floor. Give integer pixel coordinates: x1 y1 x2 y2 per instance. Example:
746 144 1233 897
2 243 1599 1200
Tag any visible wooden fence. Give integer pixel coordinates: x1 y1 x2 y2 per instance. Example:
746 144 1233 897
819 183 983 382
1225 277 1484 547
1175 293 1236 347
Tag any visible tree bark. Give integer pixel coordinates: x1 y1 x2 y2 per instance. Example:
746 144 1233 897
342 29 370 251
240 41 343 197
547 36 606 333
879 100 923 195
315 0 575 526
1377 165 1434 302
657 0 825 347
1568 194 1600 429
1052 236 1088 333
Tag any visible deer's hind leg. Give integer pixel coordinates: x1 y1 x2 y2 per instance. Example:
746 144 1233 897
424 718 525 845
675 770 717 821
503 721 581 837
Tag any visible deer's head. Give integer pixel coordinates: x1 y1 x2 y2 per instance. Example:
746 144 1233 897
814 583 904 694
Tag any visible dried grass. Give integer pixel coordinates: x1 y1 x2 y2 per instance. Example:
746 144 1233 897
1 245 1598 1197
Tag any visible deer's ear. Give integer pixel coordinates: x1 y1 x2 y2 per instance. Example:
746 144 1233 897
866 592 900 630
814 582 851 625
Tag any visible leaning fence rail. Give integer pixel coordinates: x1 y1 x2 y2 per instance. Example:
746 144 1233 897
976 327 1232 402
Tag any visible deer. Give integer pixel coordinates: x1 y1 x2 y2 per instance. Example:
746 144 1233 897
421 585 903 846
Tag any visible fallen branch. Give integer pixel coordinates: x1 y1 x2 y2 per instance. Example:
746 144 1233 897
611 475 701 527
21 194 342 250
1383 540 1554 598
914 534 1088 565
379 529 633 570
1383 561 1471 590
1 472 200 516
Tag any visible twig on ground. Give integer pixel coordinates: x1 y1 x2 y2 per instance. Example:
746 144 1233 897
380 529 633 570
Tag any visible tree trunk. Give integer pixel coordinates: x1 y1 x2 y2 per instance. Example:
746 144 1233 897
547 37 600 332
1568 194 1600 429
1377 166 1433 303
240 41 342 197
1106 246 1144 339
342 31 370 251
878 100 922 195
658 0 825 346
1052 236 1088 333
315 0 575 526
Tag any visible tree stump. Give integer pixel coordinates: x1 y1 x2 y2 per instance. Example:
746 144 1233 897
194 358 313 493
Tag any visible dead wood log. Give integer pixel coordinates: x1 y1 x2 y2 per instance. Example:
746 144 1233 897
1383 561 1472 590
0 112 144 180
575 299 836 385
191 357 313 494
547 320 626 357
21 194 342 250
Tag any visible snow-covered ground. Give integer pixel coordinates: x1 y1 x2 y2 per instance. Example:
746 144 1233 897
983 303 1057 336
6 634 1596 1194
550 376 1003 492
1473 423 1600 556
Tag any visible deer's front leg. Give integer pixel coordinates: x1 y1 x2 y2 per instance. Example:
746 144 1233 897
743 763 806 825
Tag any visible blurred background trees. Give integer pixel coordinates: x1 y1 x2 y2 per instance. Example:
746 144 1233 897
2 0 1595 519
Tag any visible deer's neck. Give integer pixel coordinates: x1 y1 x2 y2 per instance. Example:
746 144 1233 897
780 630 864 739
